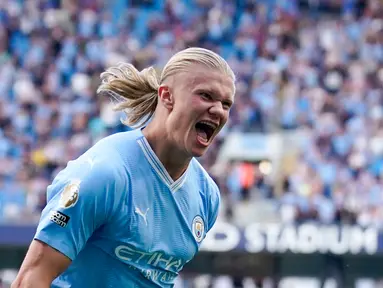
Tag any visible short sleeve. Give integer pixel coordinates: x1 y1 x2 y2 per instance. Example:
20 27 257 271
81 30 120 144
34 157 124 260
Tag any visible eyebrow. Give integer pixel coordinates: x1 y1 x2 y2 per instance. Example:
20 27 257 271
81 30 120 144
202 87 233 105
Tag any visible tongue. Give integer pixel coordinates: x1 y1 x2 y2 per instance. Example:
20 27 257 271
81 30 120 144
196 127 208 141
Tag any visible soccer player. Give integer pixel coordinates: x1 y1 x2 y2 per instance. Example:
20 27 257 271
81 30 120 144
12 47 236 288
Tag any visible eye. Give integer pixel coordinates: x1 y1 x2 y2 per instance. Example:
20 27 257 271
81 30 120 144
199 92 213 101
222 101 232 110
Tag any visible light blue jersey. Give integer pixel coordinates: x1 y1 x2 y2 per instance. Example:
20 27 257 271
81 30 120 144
34 128 220 288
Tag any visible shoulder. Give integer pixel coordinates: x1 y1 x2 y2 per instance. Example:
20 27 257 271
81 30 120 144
92 129 142 154
49 156 122 200
190 159 220 204
190 159 219 191
66 150 123 185
76 129 144 174
49 136 131 201
52 130 145 194
90 129 145 166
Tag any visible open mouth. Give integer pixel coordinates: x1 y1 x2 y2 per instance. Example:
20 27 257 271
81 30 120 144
195 121 218 143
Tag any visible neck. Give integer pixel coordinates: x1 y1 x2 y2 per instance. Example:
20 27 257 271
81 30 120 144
142 121 191 181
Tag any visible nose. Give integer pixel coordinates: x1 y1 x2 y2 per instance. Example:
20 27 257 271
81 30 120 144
208 101 225 119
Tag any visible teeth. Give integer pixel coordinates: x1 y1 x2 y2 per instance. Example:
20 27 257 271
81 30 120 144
199 121 218 130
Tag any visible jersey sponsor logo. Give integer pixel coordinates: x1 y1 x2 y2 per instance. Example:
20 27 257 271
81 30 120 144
115 245 184 285
50 210 70 227
59 180 80 209
192 215 205 243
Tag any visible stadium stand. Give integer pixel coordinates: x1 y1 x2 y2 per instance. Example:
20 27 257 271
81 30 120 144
1 0 383 287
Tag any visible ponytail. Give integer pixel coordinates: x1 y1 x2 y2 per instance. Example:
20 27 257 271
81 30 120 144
97 63 160 127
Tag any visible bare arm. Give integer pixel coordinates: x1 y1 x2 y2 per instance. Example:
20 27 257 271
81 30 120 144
11 240 71 288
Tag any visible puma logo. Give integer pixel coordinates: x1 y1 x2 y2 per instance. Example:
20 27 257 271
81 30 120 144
135 207 150 226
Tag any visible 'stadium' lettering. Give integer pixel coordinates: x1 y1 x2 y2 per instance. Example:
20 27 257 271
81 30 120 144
203 223 379 255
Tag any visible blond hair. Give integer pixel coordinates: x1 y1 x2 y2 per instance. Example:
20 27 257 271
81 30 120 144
97 47 235 128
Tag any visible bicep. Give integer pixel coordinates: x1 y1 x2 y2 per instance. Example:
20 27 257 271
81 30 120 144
12 240 71 287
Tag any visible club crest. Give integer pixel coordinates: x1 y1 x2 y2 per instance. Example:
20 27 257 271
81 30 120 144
59 180 80 209
192 215 205 243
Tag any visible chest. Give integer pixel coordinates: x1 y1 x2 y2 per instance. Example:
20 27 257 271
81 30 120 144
113 178 208 265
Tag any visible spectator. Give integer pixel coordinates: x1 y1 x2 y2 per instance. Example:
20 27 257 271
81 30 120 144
0 0 382 228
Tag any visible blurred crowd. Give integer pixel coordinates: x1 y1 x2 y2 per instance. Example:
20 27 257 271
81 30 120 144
0 0 383 232
1 1 383 288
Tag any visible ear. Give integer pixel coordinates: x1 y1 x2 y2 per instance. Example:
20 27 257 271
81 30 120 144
158 85 173 110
